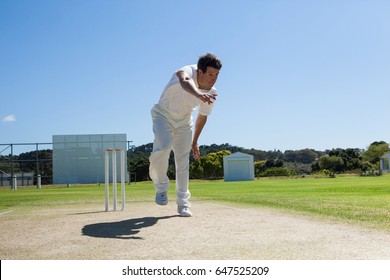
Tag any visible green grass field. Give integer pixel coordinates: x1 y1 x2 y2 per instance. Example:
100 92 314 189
1 175 389 230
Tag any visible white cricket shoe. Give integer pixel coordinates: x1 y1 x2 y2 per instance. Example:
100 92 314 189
155 192 168 205
178 206 192 217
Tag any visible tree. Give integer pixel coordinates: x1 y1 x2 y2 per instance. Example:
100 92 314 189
189 159 204 179
190 150 230 179
318 155 344 177
327 148 363 172
362 141 390 164
284 149 318 164
129 157 150 181
254 161 266 177
128 143 153 181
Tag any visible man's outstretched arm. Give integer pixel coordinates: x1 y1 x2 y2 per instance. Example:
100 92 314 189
192 113 207 160
176 70 217 105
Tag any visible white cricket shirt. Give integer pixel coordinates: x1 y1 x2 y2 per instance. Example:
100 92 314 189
158 64 217 117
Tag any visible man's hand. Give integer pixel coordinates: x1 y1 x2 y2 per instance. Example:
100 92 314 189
192 142 200 160
192 114 208 160
198 92 218 105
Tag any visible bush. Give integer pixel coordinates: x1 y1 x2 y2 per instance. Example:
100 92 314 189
258 167 293 177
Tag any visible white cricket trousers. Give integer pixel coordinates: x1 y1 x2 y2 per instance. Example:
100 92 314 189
149 104 193 207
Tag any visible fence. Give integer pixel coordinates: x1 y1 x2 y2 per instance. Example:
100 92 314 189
0 172 35 187
0 141 133 188
0 143 52 188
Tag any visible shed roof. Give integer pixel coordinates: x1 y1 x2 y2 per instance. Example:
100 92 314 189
224 152 253 159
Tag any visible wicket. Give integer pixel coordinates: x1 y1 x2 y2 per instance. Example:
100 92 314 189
104 148 125 211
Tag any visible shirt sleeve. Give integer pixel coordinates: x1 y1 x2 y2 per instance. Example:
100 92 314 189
177 65 196 78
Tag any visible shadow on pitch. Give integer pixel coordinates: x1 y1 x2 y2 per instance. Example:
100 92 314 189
82 215 178 240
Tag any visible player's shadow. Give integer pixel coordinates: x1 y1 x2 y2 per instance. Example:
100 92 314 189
82 215 177 240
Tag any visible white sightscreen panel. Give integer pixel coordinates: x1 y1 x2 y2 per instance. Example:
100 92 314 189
53 134 127 184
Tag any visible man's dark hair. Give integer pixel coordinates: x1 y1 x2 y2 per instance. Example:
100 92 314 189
197 53 222 73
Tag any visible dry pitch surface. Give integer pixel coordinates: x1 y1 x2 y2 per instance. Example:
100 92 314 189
1 201 390 260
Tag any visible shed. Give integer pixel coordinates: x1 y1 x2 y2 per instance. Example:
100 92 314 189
380 153 390 172
223 152 255 181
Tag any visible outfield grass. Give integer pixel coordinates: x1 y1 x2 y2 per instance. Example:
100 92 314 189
1 175 389 230
191 176 390 230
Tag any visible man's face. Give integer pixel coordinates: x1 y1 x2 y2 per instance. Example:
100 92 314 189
198 67 220 90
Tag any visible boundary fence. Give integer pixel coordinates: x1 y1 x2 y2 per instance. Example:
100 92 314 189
0 143 52 188
0 141 133 189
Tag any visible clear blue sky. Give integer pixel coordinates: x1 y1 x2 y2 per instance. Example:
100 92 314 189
1 0 389 154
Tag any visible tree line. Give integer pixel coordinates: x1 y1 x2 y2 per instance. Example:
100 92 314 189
1 141 389 183
129 141 390 181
